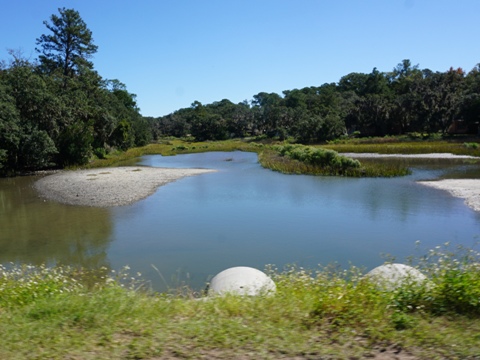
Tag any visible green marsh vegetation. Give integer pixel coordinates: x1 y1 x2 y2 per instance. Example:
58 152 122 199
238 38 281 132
259 143 412 177
84 134 480 178
1 244 479 359
323 135 480 157
88 136 480 178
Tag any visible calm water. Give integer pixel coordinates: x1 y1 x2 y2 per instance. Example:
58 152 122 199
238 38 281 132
2 152 480 291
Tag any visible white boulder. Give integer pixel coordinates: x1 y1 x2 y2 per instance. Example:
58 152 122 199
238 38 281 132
208 266 276 296
366 263 427 290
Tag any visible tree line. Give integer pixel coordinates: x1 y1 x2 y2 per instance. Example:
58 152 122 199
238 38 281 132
150 59 480 143
2 8 479 176
0 8 150 175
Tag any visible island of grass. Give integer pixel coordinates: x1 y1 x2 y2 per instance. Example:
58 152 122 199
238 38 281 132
84 136 480 177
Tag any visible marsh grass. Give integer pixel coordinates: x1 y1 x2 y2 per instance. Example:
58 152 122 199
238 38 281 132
258 148 411 177
323 139 480 157
83 139 260 169
81 137 479 177
1 245 480 359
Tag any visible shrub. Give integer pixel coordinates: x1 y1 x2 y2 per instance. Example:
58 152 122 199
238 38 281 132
464 142 479 149
274 144 360 174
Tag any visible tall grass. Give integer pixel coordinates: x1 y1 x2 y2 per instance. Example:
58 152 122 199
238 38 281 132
323 139 480 157
83 139 260 169
1 245 479 359
81 137 480 178
259 145 411 177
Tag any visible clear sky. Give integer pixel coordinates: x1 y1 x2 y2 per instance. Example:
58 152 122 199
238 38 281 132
1 0 479 117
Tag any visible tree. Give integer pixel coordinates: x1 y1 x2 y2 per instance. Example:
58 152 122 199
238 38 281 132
460 64 480 129
36 8 98 79
0 83 21 173
251 92 283 136
189 101 228 141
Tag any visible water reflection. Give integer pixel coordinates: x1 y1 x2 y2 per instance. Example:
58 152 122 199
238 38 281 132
1 153 480 292
0 176 112 268
105 152 480 291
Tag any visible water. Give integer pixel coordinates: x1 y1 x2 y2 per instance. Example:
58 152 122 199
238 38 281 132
1 151 480 291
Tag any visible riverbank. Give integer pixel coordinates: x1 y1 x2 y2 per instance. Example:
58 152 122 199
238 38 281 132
418 179 480 212
340 152 480 159
1 256 479 360
34 151 480 211
34 166 216 207
339 152 480 212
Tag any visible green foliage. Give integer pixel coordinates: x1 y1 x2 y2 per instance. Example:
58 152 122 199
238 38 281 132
414 244 480 316
276 144 360 171
323 138 480 157
152 59 480 146
110 119 134 150
0 264 84 307
266 144 371 176
1 247 480 359
0 83 21 172
0 8 147 175
36 7 98 78
464 142 479 149
18 126 58 169
56 121 93 166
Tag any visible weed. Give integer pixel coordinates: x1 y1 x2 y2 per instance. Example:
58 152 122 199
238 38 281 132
464 142 479 149
1 247 480 358
81 138 477 178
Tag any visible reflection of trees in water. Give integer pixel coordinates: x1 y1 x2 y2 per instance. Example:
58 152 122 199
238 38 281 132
0 176 112 270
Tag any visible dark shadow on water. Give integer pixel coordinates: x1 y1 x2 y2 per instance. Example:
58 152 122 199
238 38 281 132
0 175 113 269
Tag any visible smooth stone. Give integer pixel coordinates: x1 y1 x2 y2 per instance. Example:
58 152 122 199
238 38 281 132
208 266 276 296
366 263 427 290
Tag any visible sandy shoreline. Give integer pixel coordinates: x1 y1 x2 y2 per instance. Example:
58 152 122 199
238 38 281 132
341 152 480 159
34 153 480 212
34 166 216 207
341 152 480 212
418 179 480 212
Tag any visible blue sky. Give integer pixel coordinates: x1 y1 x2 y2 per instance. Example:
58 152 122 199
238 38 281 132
1 1 479 117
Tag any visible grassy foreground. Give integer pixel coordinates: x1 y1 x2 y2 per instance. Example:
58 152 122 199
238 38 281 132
1 246 480 359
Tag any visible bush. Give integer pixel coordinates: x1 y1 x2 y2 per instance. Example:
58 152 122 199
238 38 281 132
274 144 360 173
464 142 479 149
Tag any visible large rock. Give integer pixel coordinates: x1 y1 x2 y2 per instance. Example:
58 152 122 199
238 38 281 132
208 266 276 296
366 263 427 290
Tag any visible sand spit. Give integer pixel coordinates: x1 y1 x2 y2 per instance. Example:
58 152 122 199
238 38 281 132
418 179 480 212
340 152 480 212
341 152 479 159
34 166 216 207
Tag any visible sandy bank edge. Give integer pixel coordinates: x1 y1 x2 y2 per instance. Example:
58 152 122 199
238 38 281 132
418 179 480 212
341 152 480 212
341 152 480 159
34 166 217 207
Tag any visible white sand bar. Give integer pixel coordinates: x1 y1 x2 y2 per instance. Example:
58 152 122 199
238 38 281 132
341 153 479 159
419 179 480 212
340 152 480 212
34 166 216 207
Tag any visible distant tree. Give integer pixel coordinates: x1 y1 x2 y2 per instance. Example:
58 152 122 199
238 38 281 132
36 8 98 79
460 64 480 129
251 92 283 136
388 60 423 133
189 101 228 141
0 83 21 173
337 72 370 96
